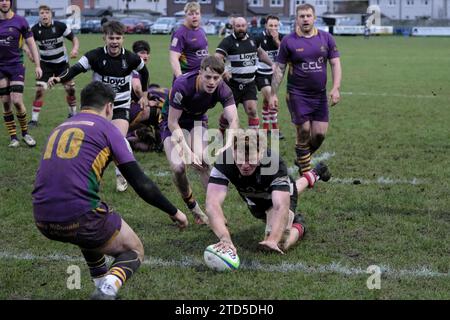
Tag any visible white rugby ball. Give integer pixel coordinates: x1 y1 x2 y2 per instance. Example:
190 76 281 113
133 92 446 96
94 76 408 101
204 244 240 271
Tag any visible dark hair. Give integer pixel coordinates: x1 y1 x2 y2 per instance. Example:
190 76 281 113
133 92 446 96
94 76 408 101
132 40 150 54
266 15 279 22
148 83 160 88
200 55 224 74
102 20 125 35
81 81 115 111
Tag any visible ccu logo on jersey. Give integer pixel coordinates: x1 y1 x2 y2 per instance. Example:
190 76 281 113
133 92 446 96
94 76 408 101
195 49 209 57
102 76 126 86
243 60 256 67
301 57 325 72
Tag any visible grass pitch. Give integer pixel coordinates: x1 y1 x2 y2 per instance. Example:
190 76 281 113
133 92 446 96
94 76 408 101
0 34 449 300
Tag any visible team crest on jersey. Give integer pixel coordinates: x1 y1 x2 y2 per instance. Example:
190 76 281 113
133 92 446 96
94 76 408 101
320 46 326 52
174 92 183 105
103 60 107 66
122 59 128 69
250 40 255 47
236 43 239 47
296 48 304 52
8 27 13 32
52 27 56 33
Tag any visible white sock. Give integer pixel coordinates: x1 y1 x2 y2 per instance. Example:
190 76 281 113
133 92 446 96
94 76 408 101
31 111 39 122
100 274 122 296
93 276 106 288
68 106 77 115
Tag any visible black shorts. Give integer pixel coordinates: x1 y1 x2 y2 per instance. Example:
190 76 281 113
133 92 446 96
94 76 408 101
226 79 257 105
39 62 70 83
247 182 298 221
112 107 131 122
35 202 122 250
255 73 272 91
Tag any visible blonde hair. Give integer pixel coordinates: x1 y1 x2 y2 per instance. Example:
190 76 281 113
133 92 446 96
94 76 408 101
184 2 201 14
296 3 316 16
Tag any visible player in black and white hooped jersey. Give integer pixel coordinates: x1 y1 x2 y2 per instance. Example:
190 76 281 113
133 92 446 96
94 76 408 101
215 17 273 131
254 15 284 139
27 5 79 127
48 20 149 192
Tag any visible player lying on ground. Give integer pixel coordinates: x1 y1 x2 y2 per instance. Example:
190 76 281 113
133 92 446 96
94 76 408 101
32 81 187 300
206 129 331 254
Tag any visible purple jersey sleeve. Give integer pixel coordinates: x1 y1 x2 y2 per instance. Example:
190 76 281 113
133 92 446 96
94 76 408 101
327 33 340 60
19 16 33 39
276 36 290 65
170 28 185 54
219 81 235 108
107 122 136 165
169 79 185 111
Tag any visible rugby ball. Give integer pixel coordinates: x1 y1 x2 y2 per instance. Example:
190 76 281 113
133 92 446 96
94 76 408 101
204 244 240 271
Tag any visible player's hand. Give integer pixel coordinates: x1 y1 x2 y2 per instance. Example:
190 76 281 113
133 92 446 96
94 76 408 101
214 239 236 256
35 67 43 80
190 152 205 170
329 88 340 106
268 94 278 111
139 95 149 109
170 210 189 230
258 240 285 254
70 49 78 59
47 76 61 88
223 71 232 82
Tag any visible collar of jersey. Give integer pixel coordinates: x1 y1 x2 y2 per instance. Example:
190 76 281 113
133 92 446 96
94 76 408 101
296 27 318 38
39 21 54 28
103 46 125 56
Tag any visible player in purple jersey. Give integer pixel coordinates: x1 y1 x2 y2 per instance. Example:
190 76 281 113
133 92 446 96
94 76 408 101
33 81 188 300
0 0 41 148
169 2 209 79
161 56 239 225
270 3 341 176
206 130 331 255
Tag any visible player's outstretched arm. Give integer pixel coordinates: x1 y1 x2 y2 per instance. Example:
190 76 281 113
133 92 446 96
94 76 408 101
259 190 290 254
118 161 188 230
169 50 183 78
205 182 236 254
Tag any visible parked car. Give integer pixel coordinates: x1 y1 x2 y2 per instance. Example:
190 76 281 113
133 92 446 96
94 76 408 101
120 17 145 34
206 19 225 34
81 19 102 34
141 19 154 34
150 17 176 34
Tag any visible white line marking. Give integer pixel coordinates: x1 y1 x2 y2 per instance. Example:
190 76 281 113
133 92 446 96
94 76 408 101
341 91 448 99
0 251 447 278
330 177 426 185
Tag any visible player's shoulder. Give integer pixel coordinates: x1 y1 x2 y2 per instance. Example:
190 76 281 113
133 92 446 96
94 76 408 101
172 24 187 37
13 13 28 24
53 20 68 28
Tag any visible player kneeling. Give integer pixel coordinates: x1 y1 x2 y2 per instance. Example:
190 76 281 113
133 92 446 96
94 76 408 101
206 129 330 254
32 82 187 300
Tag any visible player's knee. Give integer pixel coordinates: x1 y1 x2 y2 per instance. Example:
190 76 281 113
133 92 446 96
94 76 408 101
171 162 186 176
64 83 76 96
